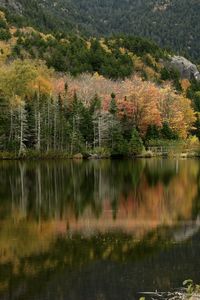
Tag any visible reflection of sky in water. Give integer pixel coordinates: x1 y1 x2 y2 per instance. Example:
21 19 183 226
0 159 200 299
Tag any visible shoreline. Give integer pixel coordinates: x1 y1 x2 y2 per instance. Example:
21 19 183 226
0 151 200 161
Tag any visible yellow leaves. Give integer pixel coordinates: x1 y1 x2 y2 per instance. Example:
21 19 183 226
39 32 55 42
86 41 91 49
18 26 37 34
159 85 196 138
10 95 23 108
27 61 53 97
186 135 200 148
0 11 7 22
33 75 52 95
119 47 126 54
99 38 112 53
3 60 37 97
0 59 53 109
171 95 196 138
133 55 144 71
143 65 158 80
93 72 100 78
181 79 191 93
144 53 156 66
0 41 11 65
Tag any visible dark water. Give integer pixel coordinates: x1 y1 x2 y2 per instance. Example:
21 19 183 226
0 159 200 300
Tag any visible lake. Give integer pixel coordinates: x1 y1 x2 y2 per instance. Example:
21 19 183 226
0 159 200 300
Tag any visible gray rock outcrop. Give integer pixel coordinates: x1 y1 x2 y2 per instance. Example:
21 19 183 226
170 56 200 81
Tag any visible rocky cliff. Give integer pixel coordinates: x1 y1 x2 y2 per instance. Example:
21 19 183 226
170 56 200 81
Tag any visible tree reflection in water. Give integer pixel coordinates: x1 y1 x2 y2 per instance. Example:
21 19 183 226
0 159 200 299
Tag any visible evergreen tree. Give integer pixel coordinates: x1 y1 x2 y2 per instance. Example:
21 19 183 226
145 124 160 141
110 121 127 156
90 94 101 114
109 93 117 115
129 127 143 155
161 122 178 140
0 97 9 150
24 98 36 149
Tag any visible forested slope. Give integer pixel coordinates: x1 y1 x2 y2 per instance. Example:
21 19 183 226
0 10 200 159
0 0 200 61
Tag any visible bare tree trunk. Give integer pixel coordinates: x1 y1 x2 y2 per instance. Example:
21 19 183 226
9 108 13 142
19 162 27 217
36 89 41 151
36 112 41 151
54 108 57 151
47 100 50 151
19 107 24 156
71 116 75 155
93 124 96 149
98 115 101 148
36 165 42 226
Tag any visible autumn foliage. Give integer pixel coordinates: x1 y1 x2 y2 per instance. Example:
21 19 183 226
58 73 196 138
0 60 197 156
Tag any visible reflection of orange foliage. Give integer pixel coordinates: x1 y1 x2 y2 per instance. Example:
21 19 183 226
0 160 199 278
0 220 56 265
61 161 198 234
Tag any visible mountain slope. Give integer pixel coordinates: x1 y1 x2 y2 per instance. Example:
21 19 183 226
0 0 200 62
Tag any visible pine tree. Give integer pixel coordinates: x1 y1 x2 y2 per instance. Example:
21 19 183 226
129 127 143 155
110 121 127 156
25 98 36 149
161 122 178 140
109 93 117 115
0 97 9 150
145 124 160 141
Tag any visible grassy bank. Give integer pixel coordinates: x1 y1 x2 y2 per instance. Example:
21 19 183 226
1 147 200 160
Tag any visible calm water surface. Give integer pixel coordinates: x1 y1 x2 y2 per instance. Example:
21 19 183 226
0 159 200 300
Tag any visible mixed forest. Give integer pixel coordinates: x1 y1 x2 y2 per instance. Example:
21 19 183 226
1 0 200 62
0 10 200 158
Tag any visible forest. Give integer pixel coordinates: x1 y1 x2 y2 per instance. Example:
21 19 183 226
0 10 200 159
1 2 200 300
1 0 200 62
0 59 198 159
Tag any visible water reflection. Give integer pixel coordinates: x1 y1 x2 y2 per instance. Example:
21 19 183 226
0 159 199 224
0 159 200 300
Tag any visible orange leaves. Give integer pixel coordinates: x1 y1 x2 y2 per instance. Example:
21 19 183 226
170 95 196 138
32 75 52 95
181 79 191 94
113 77 162 135
159 86 196 138
53 78 66 95
51 74 196 138
117 98 135 119
31 62 53 96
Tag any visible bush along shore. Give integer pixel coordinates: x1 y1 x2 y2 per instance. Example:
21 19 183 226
138 280 200 300
1 137 200 160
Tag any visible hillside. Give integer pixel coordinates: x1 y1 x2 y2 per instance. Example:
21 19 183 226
0 9 172 81
0 10 200 159
0 0 200 62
